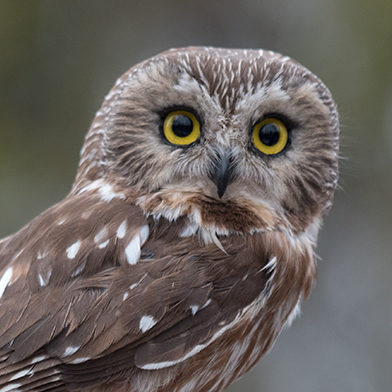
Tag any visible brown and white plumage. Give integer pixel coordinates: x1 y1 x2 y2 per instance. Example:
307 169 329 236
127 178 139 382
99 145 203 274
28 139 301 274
0 47 339 392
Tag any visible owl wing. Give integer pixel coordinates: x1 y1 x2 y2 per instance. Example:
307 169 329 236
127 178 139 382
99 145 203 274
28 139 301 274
0 192 270 390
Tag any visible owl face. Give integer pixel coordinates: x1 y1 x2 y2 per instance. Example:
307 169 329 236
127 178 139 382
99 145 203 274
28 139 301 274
78 47 339 235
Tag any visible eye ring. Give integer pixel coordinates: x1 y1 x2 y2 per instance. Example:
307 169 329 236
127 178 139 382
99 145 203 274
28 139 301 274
162 110 201 146
251 117 289 155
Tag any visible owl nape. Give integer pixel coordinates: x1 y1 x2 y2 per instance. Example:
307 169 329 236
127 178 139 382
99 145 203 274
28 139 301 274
0 47 339 392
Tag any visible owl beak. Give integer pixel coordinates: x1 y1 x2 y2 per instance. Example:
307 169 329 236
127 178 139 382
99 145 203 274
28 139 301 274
210 151 234 198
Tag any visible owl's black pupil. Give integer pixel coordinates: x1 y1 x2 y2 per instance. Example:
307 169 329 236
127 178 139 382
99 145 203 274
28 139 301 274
259 123 280 146
172 115 193 137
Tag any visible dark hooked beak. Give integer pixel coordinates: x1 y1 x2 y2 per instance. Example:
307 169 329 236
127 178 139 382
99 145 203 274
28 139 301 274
209 151 235 198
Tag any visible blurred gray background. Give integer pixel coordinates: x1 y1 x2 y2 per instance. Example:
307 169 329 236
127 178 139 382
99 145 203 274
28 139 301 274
1 1 391 391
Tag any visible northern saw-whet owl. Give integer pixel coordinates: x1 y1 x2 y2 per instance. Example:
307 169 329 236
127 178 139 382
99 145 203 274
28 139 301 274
0 47 339 392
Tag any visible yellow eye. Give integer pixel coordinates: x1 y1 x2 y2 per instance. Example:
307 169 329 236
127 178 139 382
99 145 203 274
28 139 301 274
251 117 289 155
162 110 200 146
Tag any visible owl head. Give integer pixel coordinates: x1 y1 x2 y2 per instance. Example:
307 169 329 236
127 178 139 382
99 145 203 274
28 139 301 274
73 47 339 238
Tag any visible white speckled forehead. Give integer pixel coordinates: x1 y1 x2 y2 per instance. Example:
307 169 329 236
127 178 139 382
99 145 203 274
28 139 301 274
113 47 337 129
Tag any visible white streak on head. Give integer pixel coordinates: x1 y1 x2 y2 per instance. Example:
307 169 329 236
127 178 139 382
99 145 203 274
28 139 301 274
0 267 13 298
139 315 157 333
125 235 141 265
63 346 80 357
66 240 81 259
117 220 127 239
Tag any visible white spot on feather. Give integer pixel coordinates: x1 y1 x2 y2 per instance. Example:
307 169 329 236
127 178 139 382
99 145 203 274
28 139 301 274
125 235 141 265
10 368 33 381
139 225 149 245
123 291 129 301
66 240 81 259
94 226 108 243
98 183 125 202
71 262 86 278
0 384 21 392
200 298 211 310
130 283 138 290
98 239 109 249
117 220 127 239
139 289 269 370
71 357 90 364
81 210 92 219
79 180 125 202
63 346 80 357
139 315 157 332
0 267 13 298
140 317 235 370
37 251 47 260
38 269 52 287
30 355 47 364
190 305 199 316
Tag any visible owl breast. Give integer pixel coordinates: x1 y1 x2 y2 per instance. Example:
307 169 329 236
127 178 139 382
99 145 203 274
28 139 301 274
126 212 313 392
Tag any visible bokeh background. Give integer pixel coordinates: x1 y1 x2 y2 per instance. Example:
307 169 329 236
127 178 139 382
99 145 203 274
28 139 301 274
1 1 391 391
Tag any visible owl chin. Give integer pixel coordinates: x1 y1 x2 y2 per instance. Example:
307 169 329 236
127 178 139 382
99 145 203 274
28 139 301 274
137 186 280 236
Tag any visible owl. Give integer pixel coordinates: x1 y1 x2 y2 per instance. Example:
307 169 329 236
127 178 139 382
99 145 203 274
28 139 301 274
0 47 339 392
